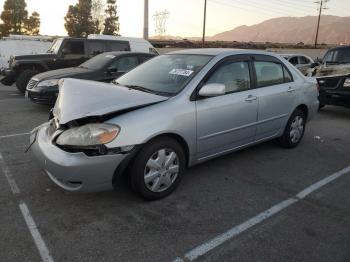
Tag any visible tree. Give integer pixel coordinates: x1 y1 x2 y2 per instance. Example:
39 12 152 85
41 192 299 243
0 0 28 36
91 0 106 34
64 0 96 37
25 12 40 35
103 0 119 36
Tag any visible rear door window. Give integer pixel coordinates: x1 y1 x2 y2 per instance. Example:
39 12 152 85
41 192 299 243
254 61 284 87
299 56 310 64
140 55 154 63
289 56 298 65
110 56 139 72
87 41 107 56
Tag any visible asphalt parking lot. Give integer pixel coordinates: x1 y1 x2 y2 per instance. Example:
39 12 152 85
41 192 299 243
0 84 349 262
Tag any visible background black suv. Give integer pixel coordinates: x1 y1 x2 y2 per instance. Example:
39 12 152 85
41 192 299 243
312 46 350 109
0 37 133 93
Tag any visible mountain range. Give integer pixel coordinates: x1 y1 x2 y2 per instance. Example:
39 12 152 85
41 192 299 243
152 16 350 44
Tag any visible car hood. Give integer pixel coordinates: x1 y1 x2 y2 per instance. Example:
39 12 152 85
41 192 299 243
314 63 350 77
34 67 93 81
13 53 57 61
53 78 169 125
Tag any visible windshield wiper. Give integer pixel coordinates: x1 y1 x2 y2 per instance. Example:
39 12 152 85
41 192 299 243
114 82 172 96
124 85 157 94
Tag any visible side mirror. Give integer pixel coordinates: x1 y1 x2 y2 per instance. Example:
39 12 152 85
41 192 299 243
310 62 320 68
107 67 118 74
199 83 226 97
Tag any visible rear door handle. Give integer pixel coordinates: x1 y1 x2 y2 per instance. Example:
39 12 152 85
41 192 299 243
245 95 258 102
287 87 296 92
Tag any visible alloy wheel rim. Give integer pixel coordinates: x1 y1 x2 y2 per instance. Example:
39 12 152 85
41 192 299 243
289 115 304 143
144 148 179 193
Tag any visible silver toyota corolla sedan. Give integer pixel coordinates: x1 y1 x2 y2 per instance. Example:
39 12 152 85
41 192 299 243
29 49 319 200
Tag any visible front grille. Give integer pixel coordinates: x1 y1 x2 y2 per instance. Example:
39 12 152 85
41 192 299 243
317 77 341 90
27 79 39 89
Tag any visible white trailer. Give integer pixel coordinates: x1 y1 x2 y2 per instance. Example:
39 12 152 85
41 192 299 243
0 35 52 68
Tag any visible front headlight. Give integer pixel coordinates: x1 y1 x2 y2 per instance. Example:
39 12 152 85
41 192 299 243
343 78 350 88
56 123 120 147
38 79 59 87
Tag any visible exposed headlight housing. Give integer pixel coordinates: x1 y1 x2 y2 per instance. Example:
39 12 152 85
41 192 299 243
343 78 350 88
56 123 120 147
37 79 59 87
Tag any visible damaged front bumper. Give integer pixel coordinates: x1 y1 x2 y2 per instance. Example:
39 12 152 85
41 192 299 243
317 75 350 107
30 123 130 192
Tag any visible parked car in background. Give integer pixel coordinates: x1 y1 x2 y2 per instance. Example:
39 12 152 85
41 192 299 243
281 54 315 75
310 45 350 109
0 36 158 93
29 49 319 200
26 51 156 105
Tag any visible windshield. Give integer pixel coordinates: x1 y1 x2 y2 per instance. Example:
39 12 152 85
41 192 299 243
115 54 212 96
323 48 350 64
47 39 63 54
79 53 116 70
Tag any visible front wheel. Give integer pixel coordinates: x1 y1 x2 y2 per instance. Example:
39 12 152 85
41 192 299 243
129 137 186 200
277 109 306 148
16 69 39 94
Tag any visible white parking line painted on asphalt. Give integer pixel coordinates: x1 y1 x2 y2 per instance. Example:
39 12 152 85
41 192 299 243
19 202 54 262
0 98 24 102
0 152 20 194
0 150 54 262
0 132 30 139
175 165 350 261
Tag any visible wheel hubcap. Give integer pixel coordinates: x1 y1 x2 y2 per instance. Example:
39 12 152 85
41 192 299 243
144 148 179 193
289 115 304 143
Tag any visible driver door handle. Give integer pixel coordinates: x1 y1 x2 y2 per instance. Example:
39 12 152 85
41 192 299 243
245 95 258 102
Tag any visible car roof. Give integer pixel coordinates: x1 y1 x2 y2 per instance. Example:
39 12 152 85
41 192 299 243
328 45 350 51
97 51 155 57
168 48 283 57
281 54 303 57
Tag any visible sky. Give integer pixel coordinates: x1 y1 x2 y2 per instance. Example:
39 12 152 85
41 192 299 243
0 0 349 37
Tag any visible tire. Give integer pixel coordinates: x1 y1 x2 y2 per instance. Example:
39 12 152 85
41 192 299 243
129 137 186 200
16 69 39 94
277 109 306 148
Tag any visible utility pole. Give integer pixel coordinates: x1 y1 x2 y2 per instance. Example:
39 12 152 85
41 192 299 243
143 0 149 39
314 0 329 48
202 0 207 48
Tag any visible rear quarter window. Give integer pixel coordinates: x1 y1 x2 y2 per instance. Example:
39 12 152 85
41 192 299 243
106 41 130 52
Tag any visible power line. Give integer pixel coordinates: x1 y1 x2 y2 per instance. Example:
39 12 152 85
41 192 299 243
211 0 312 17
239 0 314 15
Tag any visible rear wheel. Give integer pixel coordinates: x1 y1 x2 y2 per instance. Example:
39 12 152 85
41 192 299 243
129 137 185 200
16 69 39 94
277 109 306 148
